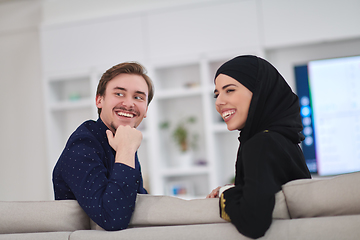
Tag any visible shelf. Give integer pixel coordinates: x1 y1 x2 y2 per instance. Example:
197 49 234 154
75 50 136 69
48 75 92 105
161 166 209 177
48 74 89 83
50 98 93 111
169 194 207 200
156 87 202 99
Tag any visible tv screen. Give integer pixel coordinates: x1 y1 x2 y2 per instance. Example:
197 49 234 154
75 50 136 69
294 55 360 176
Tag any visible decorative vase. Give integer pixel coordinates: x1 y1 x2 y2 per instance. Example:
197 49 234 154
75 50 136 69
177 150 193 168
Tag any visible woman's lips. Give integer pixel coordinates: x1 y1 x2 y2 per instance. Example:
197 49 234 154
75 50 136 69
222 109 235 122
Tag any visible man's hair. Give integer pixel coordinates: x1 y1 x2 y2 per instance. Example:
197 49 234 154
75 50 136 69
96 62 154 115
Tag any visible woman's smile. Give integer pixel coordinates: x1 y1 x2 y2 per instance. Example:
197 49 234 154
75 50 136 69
221 109 236 122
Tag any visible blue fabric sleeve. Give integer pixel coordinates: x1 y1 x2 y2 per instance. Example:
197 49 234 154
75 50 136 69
58 135 141 231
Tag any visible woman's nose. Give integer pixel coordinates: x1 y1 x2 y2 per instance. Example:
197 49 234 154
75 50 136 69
215 94 225 106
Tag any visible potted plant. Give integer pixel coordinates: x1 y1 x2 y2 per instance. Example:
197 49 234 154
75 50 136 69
160 116 198 167
172 116 197 152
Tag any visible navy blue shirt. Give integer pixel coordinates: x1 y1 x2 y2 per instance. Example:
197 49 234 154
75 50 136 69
53 118 147 231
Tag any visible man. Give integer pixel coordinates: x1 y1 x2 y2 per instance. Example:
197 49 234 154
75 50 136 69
53 62 154 231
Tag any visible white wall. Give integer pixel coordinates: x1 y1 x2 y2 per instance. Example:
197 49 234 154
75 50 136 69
261 0 360 48
1 0 360 201
0 0 51 201
40 0 360 71
267 38 360 91
40 0 264 74
42 0 215 25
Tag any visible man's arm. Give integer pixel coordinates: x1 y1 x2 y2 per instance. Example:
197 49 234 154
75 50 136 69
58 128 143 231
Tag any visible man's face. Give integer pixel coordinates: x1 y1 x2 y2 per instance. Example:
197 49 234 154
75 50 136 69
96 73 149 132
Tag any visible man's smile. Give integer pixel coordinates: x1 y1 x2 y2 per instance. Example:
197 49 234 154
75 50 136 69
117 111 134 118
114 107 139 119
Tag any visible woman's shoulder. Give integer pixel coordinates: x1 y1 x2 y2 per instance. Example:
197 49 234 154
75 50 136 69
247 130 287 145
243 130 295 159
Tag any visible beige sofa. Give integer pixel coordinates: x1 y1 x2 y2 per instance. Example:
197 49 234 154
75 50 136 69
1 171 360 240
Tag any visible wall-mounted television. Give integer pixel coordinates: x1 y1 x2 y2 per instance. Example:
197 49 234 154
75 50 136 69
294 55 360 176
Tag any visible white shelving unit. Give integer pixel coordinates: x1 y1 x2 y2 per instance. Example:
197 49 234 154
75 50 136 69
144 56 241 199
43 70 98 172
42 56 242 200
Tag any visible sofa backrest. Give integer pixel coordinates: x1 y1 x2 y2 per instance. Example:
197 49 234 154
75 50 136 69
4 172 359 234
0 200 90 234
273 190 290 219
128 195 226 227
127 192 290 228
282 171 360 219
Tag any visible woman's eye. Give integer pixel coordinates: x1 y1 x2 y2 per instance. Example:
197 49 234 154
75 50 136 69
213 94 219 99
135 96 144 100
226 89 235 93
116 93 124 97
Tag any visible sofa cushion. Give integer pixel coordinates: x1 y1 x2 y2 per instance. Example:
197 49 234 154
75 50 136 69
129 194 227 227
72 223 248 240
0 200 90 234
286 214 360 240
282 171 360 219
0 232 73 240
79 216 360 240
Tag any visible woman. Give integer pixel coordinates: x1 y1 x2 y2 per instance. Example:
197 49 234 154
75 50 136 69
207 55 311 239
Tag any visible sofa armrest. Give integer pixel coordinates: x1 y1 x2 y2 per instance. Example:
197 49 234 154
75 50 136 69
283 171 360 219
0 200 90 234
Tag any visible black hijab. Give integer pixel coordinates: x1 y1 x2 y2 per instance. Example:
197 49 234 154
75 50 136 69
215 55 304 145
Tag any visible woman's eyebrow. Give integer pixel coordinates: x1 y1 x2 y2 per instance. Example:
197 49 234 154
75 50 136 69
222 84 237 89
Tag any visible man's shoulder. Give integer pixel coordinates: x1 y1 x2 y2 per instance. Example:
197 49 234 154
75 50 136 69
67 119 105 144
73 119 100 134
79 119 98 130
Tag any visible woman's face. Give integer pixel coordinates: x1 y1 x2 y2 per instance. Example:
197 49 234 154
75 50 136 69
214 74 253 131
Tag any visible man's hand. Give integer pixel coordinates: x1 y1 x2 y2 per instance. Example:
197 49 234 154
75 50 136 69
106 125 143 168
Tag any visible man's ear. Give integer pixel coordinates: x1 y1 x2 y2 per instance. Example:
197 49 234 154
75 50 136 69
144 106 148 118
95 95 103 109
